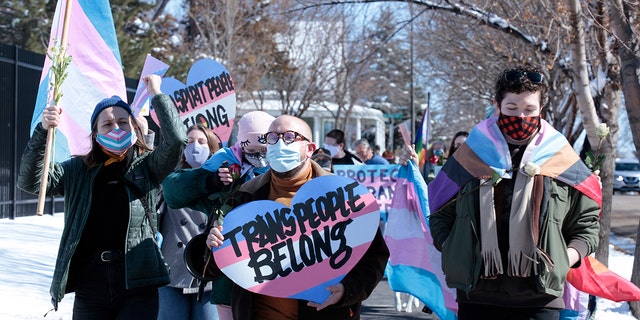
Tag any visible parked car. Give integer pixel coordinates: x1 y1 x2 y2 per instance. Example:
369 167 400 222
613 159 640 193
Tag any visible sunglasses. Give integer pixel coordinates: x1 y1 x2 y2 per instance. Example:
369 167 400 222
502 70 544 84
259 131 309 145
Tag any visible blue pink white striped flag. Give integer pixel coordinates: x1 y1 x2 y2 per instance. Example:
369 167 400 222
384 161 458 320
31 0 126 161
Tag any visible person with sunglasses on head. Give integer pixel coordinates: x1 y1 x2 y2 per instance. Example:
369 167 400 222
311 147 333 172
425 66 601 320
161 110 275 320
205 115 390 320
156 124 222 320
18 75 185 319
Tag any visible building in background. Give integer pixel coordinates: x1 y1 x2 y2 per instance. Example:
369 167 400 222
236 99 386 153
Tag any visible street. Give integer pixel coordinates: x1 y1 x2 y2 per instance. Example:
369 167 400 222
610 193 640 240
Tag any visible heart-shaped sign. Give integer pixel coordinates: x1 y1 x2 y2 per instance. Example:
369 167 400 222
151 58 236 145
213 175 381 304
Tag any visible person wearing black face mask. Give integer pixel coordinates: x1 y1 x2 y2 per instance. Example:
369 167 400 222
424 66 602 320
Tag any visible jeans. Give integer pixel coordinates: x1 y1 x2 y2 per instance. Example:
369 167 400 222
72 256 159 320
158 286 219 320
458 303 560 320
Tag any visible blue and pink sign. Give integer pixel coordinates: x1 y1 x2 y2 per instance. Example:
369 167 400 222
153 58 236 145
333 164 400 222
212 175 380 303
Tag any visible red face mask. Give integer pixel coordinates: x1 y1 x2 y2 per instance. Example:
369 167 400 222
497 114 540 140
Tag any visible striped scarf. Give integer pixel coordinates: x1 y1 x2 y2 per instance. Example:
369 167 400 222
428 117 602 277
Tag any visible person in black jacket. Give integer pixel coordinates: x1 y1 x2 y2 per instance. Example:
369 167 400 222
18 75 185 319
323 129 363 165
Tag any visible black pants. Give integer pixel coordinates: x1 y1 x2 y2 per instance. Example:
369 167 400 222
72 255 159 320
458 303 560 320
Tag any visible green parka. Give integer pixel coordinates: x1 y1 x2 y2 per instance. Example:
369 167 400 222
17 94 186 310
430 177 600 298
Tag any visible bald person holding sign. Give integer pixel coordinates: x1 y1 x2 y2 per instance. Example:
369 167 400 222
206 115 389 320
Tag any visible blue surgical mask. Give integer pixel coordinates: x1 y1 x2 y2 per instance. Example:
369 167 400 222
267 140 303 173
184 142 210 168
96 128 137 156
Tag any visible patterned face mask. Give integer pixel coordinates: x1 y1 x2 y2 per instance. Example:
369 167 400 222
497 114 540 140
96 128 137 155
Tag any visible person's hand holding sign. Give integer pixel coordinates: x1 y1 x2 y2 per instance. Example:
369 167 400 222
399 144 418 166
307 283 345 311
143 74 162 95
206 223 224 249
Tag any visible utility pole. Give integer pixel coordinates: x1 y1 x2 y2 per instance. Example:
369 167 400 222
409 3 415 140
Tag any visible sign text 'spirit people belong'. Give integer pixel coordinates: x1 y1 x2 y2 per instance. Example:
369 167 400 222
153 58 237 145
213 175 380 304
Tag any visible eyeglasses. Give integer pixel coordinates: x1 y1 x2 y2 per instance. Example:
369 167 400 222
502 70 544 84
259 131 309 145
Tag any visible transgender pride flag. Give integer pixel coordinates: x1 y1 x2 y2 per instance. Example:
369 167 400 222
384 161 457 320
31 0 126 161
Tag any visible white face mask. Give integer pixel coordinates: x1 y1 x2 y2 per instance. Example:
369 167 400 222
323 144 340 157
184 142 210 168
267 140 303 173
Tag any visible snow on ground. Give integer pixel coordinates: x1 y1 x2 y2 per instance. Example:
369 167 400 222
0 214 637 319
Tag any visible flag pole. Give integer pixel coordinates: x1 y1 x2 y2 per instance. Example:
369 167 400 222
37 0 73 216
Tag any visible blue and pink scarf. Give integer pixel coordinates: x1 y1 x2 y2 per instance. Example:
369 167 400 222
429 116 602 214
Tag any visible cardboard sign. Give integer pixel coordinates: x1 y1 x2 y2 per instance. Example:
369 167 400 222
152 58 236 145
213 175 380 303
333 164 400 222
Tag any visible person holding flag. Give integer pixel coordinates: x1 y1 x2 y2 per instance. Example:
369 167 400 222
427 66 601 320
18 75 185 319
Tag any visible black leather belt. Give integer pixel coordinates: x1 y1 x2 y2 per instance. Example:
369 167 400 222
99 250 123 263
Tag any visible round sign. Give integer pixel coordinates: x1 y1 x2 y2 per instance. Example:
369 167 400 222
213 175 380 303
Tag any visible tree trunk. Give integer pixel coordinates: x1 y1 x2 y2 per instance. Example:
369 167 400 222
610 0 640 158
565 0 602 149
593 90 619 266
609 3 640 315
566 0 613 263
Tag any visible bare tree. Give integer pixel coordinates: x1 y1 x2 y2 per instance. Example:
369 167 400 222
291 0 639 288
